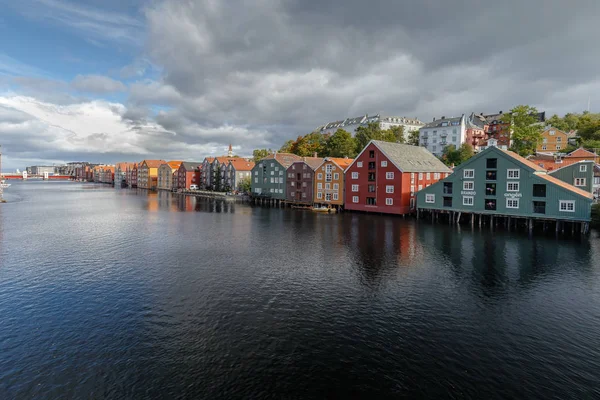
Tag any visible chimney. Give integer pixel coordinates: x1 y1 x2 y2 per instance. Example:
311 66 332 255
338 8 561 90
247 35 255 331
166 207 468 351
313 152 317 158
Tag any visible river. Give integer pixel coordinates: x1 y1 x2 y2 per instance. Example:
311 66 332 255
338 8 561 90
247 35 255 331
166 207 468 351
1 181 599 399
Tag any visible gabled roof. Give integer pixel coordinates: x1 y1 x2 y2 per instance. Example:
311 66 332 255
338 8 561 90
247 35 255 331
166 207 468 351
214 157 237 165
291 157 324 170
115 162 135 170
503 150 547 172
228 159 255 171
567 148 598 158
260 152 303 168
166 160 183 170
365 140 452 173
180 162 203 171
548 160 595 175
542 127 568 136
204 157 215 163
140 159 166 168
325 157 354 171
535 173 593 199
421 115 464 129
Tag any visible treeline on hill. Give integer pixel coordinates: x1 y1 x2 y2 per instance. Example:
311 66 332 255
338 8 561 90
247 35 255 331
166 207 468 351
252 123 420 162
252 105 600 167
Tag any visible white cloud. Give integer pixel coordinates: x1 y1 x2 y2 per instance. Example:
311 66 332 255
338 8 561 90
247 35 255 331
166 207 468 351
71 75 127 93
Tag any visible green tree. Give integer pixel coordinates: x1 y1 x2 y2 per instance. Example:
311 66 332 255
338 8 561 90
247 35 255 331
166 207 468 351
407 130 420 146
441 143 473 166
252 149 271 162
386 125 406 143
294 131 327 156
325 129 356 158
238 176 251 193
213 166 223 192
279 140 294 153
546 114 570 131
354 122 382 153
508 105 543 156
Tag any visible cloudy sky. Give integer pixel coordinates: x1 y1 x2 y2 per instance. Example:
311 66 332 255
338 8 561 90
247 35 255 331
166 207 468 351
0 0 599 169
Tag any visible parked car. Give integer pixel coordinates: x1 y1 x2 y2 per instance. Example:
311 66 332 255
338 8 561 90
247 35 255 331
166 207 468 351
189 184 199 190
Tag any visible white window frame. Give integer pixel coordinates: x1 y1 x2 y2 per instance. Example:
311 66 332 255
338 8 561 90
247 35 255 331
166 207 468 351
352 196 359 203
507 182 519 192
580 165 588 172
290 181 295 187
351 172 358 179
386 172 394 179
419 173 423 180
317 183 323 189
351 184 359 192
574 178 586 187
425 194 435 203
325 193 332 201
463 169 475 179
290 191 295 197
506 198 519 209
317 192 323 199
317 173 323 180
463 181 474 190
426 173 431 180
386 185 394 193
507 169 520 179
333 183 339 190
381 161 387 167
385 198 393 205
463 196 474 206
559 200 575 212
325 164 332 173
333 193 339 201
357 162 363 168
334 173 339 180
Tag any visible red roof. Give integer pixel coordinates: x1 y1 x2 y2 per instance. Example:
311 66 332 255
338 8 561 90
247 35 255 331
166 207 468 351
228 159 255 171
503 150 546 172
140 159 166 168
327 157 354 170
567 148 598 159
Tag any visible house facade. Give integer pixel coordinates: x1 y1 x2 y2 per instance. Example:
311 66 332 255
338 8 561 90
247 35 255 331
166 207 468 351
317 114 424 138
157 161 183 191
285 157 324 205
209 157 238 191
177 162 203 190
344 141 451 215
594 164 600 199
251 153 302 199
537 128 568 153
548 161 595 193
225 159 255 191
419 115 466 156
465 113 488 152
115 162 134 187
201 157 215 189
313 157 354 208
416 146 593 222
138 160 166 190
529 148 599 171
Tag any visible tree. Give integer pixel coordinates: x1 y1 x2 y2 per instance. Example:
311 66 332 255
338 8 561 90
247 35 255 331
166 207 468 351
508 105 543 157
252 149 271 162
407 130 420 146
279 140 294 153
213 166 223 192
354 122 382 153
238 176 251 193
441 143 473 166
325 129 356 158
386 125 405 143
294 131 328 157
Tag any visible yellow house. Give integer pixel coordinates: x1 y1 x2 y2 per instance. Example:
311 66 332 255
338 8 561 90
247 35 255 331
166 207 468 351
138 160 166 190
538 128 568 153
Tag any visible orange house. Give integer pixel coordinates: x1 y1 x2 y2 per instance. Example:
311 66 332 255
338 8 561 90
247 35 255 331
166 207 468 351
537 128 568 153
313 157 354 209
529 147 599 171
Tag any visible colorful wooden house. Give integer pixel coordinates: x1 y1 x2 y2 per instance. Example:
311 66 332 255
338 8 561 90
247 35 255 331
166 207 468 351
548 161 595 194
177 162 203 190
344 140 451 215
251 153 302 200
137 160 166 190
537 127 568 153
529 147 599 171
313 157 354 209
416 146 593 226
225 159 255 192
157 161 183 190
285 157 324 205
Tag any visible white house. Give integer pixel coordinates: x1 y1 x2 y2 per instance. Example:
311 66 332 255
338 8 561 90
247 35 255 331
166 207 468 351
317 114 424 139
418 115 466 156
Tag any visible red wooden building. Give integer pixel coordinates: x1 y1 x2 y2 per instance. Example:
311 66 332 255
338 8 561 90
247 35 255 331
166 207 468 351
177 162 203 189
344 140 452 215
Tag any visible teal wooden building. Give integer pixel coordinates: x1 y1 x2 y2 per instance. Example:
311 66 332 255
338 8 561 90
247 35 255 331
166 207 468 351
416 147 593 232
548 160 595 194
251 153 302 201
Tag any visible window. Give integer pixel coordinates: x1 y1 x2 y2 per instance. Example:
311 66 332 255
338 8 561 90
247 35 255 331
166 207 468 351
556 137 562 143
485 199 497 211
533 201 546 214
368 184 376 193
275 167 279 172
271 171 274 176
549 130 555 135
381 161 387 167
333 193 338 200
418 185 423 191
302 182 307 187
443 197 453 207
369 150 375 158
326 165 332 173
357 162 363 168
318 173 323 180
334 173 339 180
434 173 440 180
352 196 359 203
270 163 274 167
270 177 274 183
556 145 562 150
303 164 307 170
559 200 575 212
317 183 323 189
386 185 394 193
386 172 394 179
352 184 359 192
302 193 306 198
325 173 332 182
486 183 496 196
325 183 331 189
386 198 393 205
411 173 415 183
292 165 295 170
542 145 547 150
507 182 520 192
463 196 474 206
255 171 259 176
463 181 474 190
419 173 423 180
279 177 283 184
325 193 332 201
317 192 323 199
425 194 435 203
368 173 376 181
580 165 588 172
352 172 358 179
426 173 431 180
333 183 339 190
507 169 520 179
443 182 453 195
574 178 586 187
366 197 376 205
368 162 376 170
463 169 475 178
291 191 295 197
506 198 519 209
290 181 295 187
486 170 497 180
